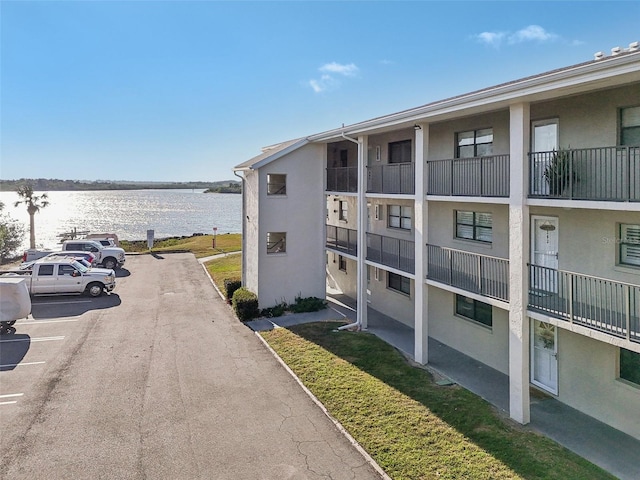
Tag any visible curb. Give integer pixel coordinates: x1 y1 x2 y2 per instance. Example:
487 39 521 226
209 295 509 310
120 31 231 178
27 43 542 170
254 332 392 480
199 260 390 479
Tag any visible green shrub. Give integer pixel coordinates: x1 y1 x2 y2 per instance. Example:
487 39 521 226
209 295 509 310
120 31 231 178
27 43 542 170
232 287 259 321
224 278 242 303
290 295 326 313
261 302 287 318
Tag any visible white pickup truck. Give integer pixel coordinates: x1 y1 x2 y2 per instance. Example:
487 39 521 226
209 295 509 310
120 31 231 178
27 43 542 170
23 239 126 270
1 257 117 297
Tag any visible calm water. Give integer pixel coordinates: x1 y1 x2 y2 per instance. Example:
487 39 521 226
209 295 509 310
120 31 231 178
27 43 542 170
0 189 242 251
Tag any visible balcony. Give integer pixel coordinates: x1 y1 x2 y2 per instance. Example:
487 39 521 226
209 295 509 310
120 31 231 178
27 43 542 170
367 233 415 274
427 155 510 197
367 163 415 195
529 265 640 343
426 245 509 302
326 225 357 256
326 167 358 193
529 146 640 202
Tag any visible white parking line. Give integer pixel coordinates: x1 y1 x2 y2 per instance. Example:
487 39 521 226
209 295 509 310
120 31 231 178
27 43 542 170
0 336 64 343
19 318 80 325
0 393 24 399
0 401 18 405
0 361 45 368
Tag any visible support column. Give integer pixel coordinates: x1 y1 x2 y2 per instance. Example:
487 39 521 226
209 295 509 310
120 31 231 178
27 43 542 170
509 103 531 424
357 135 369 329
414 124 429 364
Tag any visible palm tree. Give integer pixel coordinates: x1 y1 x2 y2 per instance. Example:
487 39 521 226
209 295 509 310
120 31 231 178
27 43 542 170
14 183 50 249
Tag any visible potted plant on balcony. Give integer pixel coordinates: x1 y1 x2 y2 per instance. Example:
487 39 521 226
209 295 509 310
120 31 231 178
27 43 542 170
543 149 577 196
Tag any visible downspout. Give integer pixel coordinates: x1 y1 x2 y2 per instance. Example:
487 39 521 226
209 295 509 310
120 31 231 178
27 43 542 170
234 170 247 286
338 131 365 331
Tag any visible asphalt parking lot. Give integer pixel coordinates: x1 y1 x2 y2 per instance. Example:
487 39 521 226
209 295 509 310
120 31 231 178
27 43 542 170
0 253 383 480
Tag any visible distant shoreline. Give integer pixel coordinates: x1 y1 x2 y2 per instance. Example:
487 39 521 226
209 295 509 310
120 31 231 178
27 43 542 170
0 179 240 192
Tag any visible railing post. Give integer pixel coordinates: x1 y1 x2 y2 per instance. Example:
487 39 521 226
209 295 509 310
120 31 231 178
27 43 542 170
626 146 631 202
568 272 574 324
568 150 574 199
450 159 454 195
480 157 484 197
625 284 631 341
477 254 482 294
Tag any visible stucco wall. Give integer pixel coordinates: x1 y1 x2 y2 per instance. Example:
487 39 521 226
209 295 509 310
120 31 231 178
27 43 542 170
326 255 357 298
428 287 510 374
256 143 327 308
556 328 640 440
367 267 414 327
368 128 415 165
243 169 260 296
427 202 510 259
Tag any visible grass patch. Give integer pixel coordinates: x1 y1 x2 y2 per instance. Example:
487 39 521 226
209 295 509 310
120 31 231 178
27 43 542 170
205 253 241 288
261 322 615 480
121 233 241 258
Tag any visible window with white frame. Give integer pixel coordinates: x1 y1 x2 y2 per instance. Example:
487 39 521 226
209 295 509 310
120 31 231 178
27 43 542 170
387 272 410 295
389 139 412 164
456 211 492 243
620 106 640 146
388 205 412 230
620 348 640 385
455 295 493 327
267 174 286 195
339 201 348 221
267 232 286 254
456 128 493 158
620 224 640 267
338 255 347 272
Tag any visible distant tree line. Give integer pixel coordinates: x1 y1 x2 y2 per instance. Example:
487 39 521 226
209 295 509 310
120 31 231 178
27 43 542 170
0 178 241 192
204 182 242 194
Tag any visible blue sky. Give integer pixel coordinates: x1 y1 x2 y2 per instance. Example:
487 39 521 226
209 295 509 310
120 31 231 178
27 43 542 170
1 1 639 183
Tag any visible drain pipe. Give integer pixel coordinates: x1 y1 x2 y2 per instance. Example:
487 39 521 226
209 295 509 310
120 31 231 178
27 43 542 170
234 170 247 286
337 131 365 331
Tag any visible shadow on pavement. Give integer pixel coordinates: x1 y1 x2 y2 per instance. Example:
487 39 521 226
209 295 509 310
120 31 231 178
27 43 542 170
115 268 131 278
30 293 122 320
0 332 30 371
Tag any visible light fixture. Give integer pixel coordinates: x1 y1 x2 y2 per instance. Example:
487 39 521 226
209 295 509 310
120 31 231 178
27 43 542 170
539 221 556 232
414 124 422 130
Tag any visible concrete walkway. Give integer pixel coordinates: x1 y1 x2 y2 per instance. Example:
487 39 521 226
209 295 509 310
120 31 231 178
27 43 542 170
247 294 640 480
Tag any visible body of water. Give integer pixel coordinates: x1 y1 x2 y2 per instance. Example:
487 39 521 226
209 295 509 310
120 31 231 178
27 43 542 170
0 189 242 251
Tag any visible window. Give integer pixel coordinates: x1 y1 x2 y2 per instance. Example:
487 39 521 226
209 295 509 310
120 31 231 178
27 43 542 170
620 348 640 385
457 128 493 158
388 205 412 230
620 224 640 267
387 272 410 295
267 232 286 254
339 201 348 221
620 106 640 146
389 140 412 164
455 295 493 327
58 265 79 276
339 149 348 167
338 255 347 272
456 211 492 243
37 264 54 276
267 174 286 195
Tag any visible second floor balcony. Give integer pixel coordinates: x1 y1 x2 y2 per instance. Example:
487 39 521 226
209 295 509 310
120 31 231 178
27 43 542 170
367 233 415 274
326 225 357 256
529 264 640 344
367 163 415 195
529 146 640 202
326 166 358 193
426 244 510 302
427 155 510 197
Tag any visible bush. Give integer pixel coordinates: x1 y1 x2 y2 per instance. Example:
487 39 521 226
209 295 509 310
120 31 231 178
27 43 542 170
232 287 259 321
290 295 326 313
223 278 242 303
261 301 287 318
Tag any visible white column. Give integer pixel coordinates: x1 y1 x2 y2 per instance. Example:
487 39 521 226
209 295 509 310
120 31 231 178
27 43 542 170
357 135 369 329
509 103 531 424
414 124 429 364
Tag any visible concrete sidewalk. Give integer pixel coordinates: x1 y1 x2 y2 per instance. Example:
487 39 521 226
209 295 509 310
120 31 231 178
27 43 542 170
247 295 640 480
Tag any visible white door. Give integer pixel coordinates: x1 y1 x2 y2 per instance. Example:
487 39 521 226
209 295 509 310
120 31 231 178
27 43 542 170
531 320 558 394
531 120 559 195
531 216 559 292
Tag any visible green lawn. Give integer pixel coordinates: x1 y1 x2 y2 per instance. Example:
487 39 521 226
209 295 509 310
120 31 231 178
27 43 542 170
121 233 241 258
261 322 615 480
204 253 241 287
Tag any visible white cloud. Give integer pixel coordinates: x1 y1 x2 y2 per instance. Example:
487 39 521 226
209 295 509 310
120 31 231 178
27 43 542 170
308 62 359 93
509 25 558 44
319 62 359 77
475 25 558 47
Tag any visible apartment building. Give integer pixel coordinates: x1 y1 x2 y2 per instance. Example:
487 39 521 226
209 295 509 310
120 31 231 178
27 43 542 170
234 45 640 440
